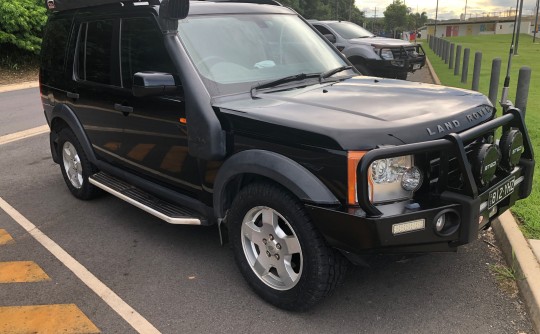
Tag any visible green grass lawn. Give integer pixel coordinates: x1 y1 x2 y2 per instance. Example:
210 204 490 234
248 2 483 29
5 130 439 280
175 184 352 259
424 34 540 239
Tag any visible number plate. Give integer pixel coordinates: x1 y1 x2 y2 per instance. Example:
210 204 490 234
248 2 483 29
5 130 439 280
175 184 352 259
413 63 421 70
488 177 515 209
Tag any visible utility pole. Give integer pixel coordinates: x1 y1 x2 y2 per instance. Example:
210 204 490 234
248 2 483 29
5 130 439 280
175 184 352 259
434 0 439 37
515 0 524 54
349 0 353 21
464 0 468 20
534 0 539 42
335 0 338 20
373 7 377 32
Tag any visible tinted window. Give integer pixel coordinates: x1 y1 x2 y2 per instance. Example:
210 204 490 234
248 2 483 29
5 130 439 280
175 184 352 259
121 17 175 88
41 18 72 71
313 24 332 36
326 22 374 39
77 19 116 85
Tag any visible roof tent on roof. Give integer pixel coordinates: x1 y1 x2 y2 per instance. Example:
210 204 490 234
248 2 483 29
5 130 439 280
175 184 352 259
44 0 159 11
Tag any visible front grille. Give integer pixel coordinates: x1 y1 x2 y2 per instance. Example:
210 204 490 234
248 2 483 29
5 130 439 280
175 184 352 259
426 132 505 194
391 47 418 60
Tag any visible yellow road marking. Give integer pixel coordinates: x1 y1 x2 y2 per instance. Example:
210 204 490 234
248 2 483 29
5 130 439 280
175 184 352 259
0 261 51 283
0 229 14 245
0 304 100 334
0 125 49 146
0 197 161 334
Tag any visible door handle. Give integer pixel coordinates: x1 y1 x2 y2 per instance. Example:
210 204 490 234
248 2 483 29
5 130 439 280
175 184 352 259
114 103 133 114
67 92 79 99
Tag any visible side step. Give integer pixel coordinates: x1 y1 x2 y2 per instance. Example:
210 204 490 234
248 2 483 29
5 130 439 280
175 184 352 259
89 172 205 225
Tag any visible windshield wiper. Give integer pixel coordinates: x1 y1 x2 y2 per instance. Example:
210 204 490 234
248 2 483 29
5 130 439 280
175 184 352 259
252 73 320 92
319 65 353 81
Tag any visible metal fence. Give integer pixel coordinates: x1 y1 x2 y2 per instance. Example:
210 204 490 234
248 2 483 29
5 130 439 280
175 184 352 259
426 35 532 115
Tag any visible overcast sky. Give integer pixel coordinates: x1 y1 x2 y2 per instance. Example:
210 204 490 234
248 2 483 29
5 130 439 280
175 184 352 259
360 0 539 20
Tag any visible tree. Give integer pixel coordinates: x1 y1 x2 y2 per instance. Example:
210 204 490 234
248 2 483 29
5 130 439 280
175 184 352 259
383 0 408 35
0 0 47 55
407 11 428 30
281 0 365 25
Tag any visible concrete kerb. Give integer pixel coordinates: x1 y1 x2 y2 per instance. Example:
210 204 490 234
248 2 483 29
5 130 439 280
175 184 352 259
425 56 441 85
0 81 39 93
492 212 540 334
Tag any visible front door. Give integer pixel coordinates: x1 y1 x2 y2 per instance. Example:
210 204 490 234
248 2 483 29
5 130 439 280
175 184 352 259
115 15 202 195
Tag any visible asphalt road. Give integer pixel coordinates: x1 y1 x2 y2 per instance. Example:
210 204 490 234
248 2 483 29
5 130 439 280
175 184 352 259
0 83 534 333
0 87 45 136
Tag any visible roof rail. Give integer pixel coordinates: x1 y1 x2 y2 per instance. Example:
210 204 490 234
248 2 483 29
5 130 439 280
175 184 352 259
45 0 160 11
196 0 282 6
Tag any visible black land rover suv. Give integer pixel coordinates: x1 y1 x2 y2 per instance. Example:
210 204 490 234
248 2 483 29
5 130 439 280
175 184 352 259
40 0 534 311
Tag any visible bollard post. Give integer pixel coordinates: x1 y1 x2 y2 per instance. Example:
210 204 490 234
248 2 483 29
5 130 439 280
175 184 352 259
454 45 461 76
440 39 444 59
442 40 447 61
461 48 470 83
444 41 450 64
441 39 445 58
442 40 446 59
471 51 482 91
488 58 501 106
515 66 532 115
449 43 455 69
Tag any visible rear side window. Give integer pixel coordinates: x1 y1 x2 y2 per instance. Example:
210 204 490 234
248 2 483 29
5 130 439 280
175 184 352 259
41 18 72 72
313 24 332 36
120 17 175 88
77 19 117 85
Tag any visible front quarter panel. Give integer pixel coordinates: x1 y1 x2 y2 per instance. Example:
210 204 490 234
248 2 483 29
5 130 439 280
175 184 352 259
342 45 379 60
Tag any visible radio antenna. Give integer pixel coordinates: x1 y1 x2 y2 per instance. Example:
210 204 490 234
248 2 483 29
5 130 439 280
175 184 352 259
500 0 520 110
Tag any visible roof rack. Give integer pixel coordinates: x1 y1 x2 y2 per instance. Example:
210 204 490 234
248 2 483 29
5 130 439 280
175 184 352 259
45 0 160 12
200 0 282 5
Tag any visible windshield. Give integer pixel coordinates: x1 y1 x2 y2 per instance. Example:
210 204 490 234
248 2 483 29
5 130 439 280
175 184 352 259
326 22 374 39
177 14 349 96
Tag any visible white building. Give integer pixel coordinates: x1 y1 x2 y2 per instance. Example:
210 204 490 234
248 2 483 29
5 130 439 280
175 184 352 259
426 16 535 37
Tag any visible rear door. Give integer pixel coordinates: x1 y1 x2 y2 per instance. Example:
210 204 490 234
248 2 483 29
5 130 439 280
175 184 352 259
70 16 127 165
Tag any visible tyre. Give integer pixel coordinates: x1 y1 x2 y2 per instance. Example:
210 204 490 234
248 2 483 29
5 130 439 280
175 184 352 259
395 71 408 80
57 128 101 200
228 182 348 311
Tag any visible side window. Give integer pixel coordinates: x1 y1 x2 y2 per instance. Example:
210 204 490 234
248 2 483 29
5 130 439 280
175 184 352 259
77 19 117 85
313 25 333 36
121 17 176 89
41 18 72 72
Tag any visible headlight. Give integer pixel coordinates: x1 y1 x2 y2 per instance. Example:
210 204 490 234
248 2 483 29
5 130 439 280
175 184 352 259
369 155 422 203
373 47 394 60
346 152 423 206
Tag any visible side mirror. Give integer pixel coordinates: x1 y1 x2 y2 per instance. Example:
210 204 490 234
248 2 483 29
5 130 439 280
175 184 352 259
323 34 337 43
160 0 189 20
132 72 177 97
